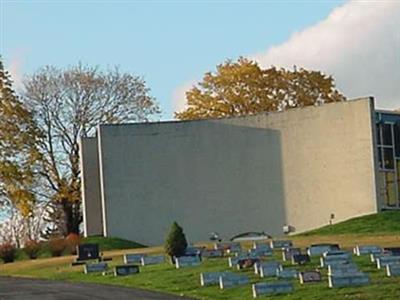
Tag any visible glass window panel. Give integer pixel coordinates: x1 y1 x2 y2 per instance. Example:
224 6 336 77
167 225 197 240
378 147 383 169
382 123 393 145
394 123 400 157
383 147 394 169
384 172 397 207
376 124 382 145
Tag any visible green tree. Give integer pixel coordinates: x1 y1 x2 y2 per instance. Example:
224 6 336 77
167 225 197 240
175 57 346 120
21 64 160 235
165 221 188 260
0 58 41 218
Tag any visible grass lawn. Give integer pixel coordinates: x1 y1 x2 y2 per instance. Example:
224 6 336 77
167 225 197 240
1 213 400 299
1 234 400 299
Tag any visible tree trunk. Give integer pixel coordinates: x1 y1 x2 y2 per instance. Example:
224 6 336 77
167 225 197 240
61 200 82 235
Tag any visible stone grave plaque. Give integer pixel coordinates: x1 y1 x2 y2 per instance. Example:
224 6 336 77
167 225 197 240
292 254 310 265
386 263 400 277
201 249 223 258
248 247 272 257
219 273 249 289
354 245 382 256
277 268 298 279
270 240 293 249
282 248 301 261
141 255 165 266
124 253 146 264
328 263 359 276
384 247 400 256
185 247 203 256
328 272 369 288
114 264 140 276
299 271 322 284
258 261 282 277
323 250 351 259
377 256 400 269
321 255 351 267
307 244 339 256
252 281 293 297
84 262 107 274
200 272 229 286
175 255 201 269
77 244 100 261
236 257 260 270
253 242 272 251
214 242 240 252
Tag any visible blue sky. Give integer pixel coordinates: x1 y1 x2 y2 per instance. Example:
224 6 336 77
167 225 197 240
1 0 346 119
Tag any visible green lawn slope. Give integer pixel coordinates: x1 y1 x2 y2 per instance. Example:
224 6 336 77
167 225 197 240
298 211 400 236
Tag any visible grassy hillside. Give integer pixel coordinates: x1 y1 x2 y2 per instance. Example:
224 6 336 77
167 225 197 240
298 211 400 236
14 236 145 261
2 235 400 300
82 236 146 251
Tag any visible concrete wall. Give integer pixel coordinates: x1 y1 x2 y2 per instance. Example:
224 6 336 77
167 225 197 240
82 97 379 245
220 97 379 233
80 137 103 237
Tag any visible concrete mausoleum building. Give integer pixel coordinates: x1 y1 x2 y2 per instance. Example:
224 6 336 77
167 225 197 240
80 97 400 246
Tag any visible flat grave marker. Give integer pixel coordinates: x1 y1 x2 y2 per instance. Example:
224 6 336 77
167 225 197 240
307 244 339 256
292 254 310 265
376 256 400 269
175 255 201 269
141 255 165 266
328 263 359 276
236 257 260 270
270 240 293 249
248 248 272 257
354 245 382 256
201 249 223 258
384 247 400 256
282 248 301 261
253 242 272 251
277 268 298 279
114 264 140 276
299 271 322 284
252 281 293 297
200 272 229 286
328 272 369 288
219 273 249 289
386 263 400 277
257 261 282 277
84 262 108 274
124 253 146 264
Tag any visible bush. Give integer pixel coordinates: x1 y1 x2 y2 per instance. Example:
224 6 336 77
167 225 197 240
23 240 41 259
65 233 81 255
48 238 66 257
165 221 188 260
0 242 17 263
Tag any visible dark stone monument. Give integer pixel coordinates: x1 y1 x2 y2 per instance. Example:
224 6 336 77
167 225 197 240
292 254 310 265
76 244 100 261
299 271 322 284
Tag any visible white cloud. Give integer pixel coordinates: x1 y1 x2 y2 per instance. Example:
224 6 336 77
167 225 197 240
252 0 400 109
6 51 25 91
171 80 196 114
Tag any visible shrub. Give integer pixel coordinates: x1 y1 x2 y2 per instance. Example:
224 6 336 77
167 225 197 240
65 233 81 255
48 238 66 257
0 242 17 263
165 221 188 261
24 240 41 259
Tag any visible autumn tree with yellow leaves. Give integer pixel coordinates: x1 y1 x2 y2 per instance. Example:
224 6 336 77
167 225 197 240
0 58 41 218
175 58 346 120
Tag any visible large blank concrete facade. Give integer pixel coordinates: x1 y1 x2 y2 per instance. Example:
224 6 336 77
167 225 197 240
80 97 382 246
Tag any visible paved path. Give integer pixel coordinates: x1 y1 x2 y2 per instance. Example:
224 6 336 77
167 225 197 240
0 277 193 300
